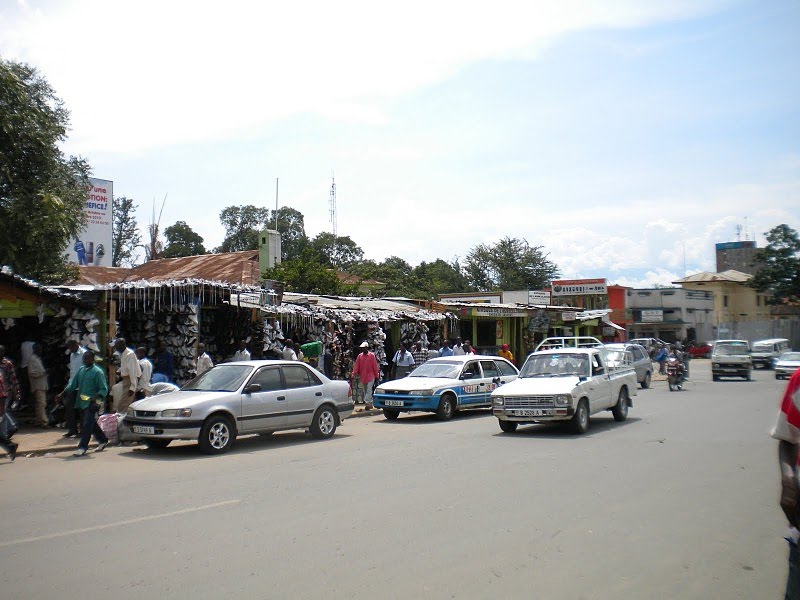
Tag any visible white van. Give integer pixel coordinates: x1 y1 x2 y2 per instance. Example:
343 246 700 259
711 339 752 381
752 338 791 369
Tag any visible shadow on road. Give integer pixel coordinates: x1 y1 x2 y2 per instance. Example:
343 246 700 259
373 408 493 426
491 416 642 439
115 431 354 461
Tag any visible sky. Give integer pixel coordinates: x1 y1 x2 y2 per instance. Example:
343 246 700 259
1 0 798 288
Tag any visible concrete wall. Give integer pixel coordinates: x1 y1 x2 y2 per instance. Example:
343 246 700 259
715 319 800 348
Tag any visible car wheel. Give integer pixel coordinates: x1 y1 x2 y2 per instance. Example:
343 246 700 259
641 372 651 389
144 439 170 449
612 388 629 422
383 408 400 420
310 405 337 439
198 414 236 454
436 394 456 421
498 419 518 433
571 399 589 434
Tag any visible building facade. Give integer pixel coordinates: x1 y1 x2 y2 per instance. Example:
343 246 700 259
626 287 715 343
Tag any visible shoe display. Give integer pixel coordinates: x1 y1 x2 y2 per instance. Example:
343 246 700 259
73 448 87 457
94 442 108 453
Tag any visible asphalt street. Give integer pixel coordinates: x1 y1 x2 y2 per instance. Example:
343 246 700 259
0 360 790 599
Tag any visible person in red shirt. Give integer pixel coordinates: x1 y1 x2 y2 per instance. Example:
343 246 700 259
773 368 800 598
351 341 380 410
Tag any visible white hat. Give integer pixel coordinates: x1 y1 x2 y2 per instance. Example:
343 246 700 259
359 341 369 348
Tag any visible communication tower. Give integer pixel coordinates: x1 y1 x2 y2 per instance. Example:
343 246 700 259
329 174 337 237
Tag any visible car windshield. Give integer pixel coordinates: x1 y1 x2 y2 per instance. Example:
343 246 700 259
715 343 749 356
182 365 253 392
409 361 462 379
520 353 590 378
753 343 774 352
780 353 800 362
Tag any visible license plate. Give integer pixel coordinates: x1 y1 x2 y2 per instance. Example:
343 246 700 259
723 368 738 372
511 409 546 417
384 400 404 407
132 425 155 434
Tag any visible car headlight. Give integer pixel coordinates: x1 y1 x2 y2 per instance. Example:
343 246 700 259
492 397 504 406
161 408 192 418
555 394 572 406
713 363 719 368
374 387 385 394
410 389 434 396
126 407 136 416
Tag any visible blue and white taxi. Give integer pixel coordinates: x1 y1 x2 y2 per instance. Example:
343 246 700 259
372 355 519 420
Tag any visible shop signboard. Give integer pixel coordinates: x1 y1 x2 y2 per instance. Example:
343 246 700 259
528 290 551 304
65 178 113 266
561 311 577 322
641 309 664 323
465 306 528 318
551 278 607 297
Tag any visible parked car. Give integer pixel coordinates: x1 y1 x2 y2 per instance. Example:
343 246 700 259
687 342 713 359
605 343 653 388
372 355 519 420
711 339 752 381
775 352 800 380
123 361 353 454
752 338 791 369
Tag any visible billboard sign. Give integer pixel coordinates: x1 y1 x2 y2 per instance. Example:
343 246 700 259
551 278 607 297
67 178 113 266
528 290 551 305
641 309 664 323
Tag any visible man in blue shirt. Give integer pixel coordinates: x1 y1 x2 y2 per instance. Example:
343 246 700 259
154 341 174 383
439 340 454 357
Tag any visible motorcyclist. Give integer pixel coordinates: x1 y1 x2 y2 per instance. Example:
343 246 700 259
668 344 686 386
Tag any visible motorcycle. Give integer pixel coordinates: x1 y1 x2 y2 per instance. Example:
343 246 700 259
666 358 685 391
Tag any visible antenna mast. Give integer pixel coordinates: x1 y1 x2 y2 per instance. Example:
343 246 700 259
329 173 337 237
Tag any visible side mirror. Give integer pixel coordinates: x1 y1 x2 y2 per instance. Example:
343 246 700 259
243 383 262 394
461 372 474 380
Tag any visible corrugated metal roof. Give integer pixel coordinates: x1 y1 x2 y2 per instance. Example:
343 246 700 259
673 269 752 284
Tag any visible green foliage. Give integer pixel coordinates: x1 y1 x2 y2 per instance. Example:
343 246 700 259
112 196 141 267
348 256 417 297
217 205 270 252
262 248 344 295
463 237 558 291
749 224 800 304
414 259 468 297
273 206 309 260
163 220 206 258
310 232 364 268
0 59 91 283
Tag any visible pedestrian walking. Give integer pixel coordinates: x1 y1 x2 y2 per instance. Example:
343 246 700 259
0 345 21 413
64 350 109 456
439 340 454 357
54 340 85 437
392 343 415 378
654 346 668 375
411 342 428 370
281 340 297 361
427 343 440 361
322 344 335 380
0 369 18 462
351 342 380 410
136 347 153 399
772 368 800 597
27 343 49 427
452 338 465 356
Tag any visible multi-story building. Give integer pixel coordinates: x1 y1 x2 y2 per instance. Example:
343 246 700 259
716 241 758 275
626 287 715 343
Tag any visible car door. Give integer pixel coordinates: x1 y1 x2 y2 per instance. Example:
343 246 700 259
587 354 613 413
459 360 485 406
479 360 503 403
281 364 324 427
629 346 647 382
239 365 287 433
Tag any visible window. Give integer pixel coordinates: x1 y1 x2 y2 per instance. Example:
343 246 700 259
723 295 729 308
250 367 283 392
497 361 518 376
282 365 321 389
462 361 481 379
480 360 500 379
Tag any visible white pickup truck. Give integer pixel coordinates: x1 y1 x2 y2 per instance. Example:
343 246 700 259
490 337 638 434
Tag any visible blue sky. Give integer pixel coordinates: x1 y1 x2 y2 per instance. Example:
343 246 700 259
2 0 798 287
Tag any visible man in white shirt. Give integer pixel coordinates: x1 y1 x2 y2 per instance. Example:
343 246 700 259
114 338 141 413
195 343 214 376
62 339 86 436
282 339 298 361
135 347 153 399
232 340 251 362
452 338 465 356
27 343 49 427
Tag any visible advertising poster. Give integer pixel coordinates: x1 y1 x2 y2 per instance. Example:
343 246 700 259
67 178 113 266
551 278 608 297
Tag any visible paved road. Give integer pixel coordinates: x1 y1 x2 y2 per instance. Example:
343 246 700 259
0 361 790 598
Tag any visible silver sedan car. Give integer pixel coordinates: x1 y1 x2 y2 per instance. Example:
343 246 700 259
123 360 353 454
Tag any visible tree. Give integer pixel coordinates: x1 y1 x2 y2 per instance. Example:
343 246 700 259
273 206 309 260
163 221 206 258
310 232 364 268
0 59 90 283
413 258 468 297
111 196 141 266
749 224 800 304
349 256 417 297
217 205 270 252
262 248 344 295
463 237 559 291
